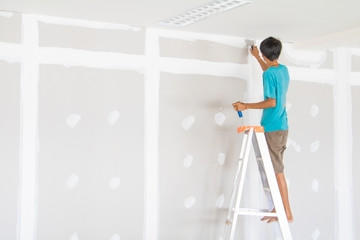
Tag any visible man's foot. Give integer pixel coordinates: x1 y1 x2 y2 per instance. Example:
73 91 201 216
260 215 277 223
260 209 293 223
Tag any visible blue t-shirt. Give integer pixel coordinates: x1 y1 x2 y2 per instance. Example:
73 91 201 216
261 64 290 132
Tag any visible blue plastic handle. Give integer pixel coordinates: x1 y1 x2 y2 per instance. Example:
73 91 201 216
237 111 243 118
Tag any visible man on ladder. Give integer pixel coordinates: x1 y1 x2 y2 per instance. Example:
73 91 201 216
233 36 293 224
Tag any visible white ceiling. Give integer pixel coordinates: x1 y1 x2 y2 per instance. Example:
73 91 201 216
1 0 360 49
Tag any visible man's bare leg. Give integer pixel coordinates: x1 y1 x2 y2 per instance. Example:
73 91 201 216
261 173 293 223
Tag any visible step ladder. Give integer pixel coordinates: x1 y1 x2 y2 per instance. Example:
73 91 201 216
224 126 292 240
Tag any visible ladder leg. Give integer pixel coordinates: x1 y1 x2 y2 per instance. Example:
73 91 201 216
228 129 254 240
224 132 250 239
255 132 292 240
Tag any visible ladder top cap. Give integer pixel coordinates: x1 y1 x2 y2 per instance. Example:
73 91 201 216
237 125 264 133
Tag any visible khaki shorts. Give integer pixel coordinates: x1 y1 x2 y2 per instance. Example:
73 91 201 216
264 130 288 174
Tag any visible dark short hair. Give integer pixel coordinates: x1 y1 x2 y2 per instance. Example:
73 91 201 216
260 37 282 61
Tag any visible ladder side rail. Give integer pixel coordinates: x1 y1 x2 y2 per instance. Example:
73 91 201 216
239 131 249 159
255 132 292 240
226 130 250 221
224 131 249 238
224 131 251 239
228 129 254 240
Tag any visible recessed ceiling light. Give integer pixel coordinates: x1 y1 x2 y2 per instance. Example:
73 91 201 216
158 0 253 27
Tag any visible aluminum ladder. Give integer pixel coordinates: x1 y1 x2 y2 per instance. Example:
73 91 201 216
224 126 292 240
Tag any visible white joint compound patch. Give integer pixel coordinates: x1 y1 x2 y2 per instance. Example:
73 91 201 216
184 196 196 209
311 228 320 240
110 233 121 240
283 44 327 68
217 152 226 165
66 174 79 189
66 114 81 128
216 194 225 208
109 177 121 190
181 115 195 130
287 138 301 152
311 104 319 118
108 110 120 125
311 179 320 192
214 112 226 126
310 140 320 152
69 232 79 240
183 154 194 168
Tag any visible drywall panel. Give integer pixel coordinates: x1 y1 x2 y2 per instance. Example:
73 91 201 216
286 81 334 240
0 12 21 43
159 73 246 239
37 65 144 240
352 86 360 240
159 37 248 63
0 61 20 239
38 22 145 54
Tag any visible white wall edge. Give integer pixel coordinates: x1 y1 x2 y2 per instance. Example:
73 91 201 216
333 48 354 240
143 28 160 240
0 10 14 18
159 57 248 79
18 14 39 240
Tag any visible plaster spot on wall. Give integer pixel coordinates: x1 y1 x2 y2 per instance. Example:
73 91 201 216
184 196 196 209
68 232 79 240
311 104 319 118
110 233 121 240
287 138 301 152
311 228 320 240
311 179 319 192
217 152 226 165
216 194 225 208
214 112 226 126
109 177 121 190
108 110 120 125
183 154 194 168
66 114 81 128
66 174 79 189
310 140 320 152
181 115 196 130
286 102 292 111
283 44 327 68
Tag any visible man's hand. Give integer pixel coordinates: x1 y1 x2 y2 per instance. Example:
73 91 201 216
250 46 261 60
232 101 246 111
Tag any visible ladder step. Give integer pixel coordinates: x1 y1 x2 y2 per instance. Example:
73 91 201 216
263 187 271 192
234 208 278 217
